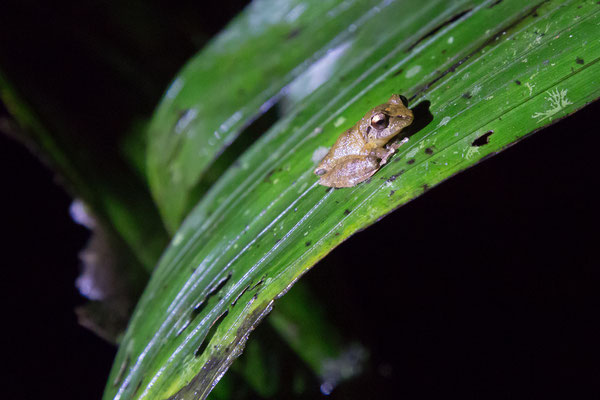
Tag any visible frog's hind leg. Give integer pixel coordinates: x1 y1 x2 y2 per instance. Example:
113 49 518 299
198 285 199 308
318 155 379 188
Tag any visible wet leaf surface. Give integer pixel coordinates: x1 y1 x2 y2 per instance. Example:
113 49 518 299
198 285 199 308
105 1 600 399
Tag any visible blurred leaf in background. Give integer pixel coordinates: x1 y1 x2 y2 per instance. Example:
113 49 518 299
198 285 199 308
0 0 258 338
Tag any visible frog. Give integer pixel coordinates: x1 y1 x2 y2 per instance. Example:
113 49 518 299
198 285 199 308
314 94 414 188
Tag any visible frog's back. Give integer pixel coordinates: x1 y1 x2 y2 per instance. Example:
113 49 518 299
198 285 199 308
330 125 367 157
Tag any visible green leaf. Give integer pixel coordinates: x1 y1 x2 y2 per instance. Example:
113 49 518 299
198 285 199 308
147 0 409 232
105 0 600 399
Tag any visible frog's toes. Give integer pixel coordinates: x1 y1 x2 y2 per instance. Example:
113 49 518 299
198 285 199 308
380 149 396 165
390 137 409 150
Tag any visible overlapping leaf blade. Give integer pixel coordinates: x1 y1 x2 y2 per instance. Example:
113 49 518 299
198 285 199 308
105 0 600 399
147 0 464 232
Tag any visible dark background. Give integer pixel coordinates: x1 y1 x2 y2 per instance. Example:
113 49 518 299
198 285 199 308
1 1 599 399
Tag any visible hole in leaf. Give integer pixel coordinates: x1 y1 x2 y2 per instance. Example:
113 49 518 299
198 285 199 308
287 27 301 40
180 273 232 336
208 273 232 297
195 309 229 358
249 276 265 292
386 171 404 183
472 130 494 147
132 379 143 396
175 319 192 337
392 68 404 77
231 284 251 307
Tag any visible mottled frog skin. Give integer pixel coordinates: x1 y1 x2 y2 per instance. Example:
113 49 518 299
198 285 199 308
314 94 413 188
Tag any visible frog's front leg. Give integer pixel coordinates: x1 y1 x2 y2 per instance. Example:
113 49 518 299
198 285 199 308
372 137 409 165
318 155 380 188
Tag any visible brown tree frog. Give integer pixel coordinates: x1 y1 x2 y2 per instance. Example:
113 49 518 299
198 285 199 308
314 94 413 187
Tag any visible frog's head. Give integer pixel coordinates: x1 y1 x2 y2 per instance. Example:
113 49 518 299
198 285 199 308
365 94 413 145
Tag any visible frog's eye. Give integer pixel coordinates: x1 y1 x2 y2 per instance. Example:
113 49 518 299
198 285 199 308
370 112 389 130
